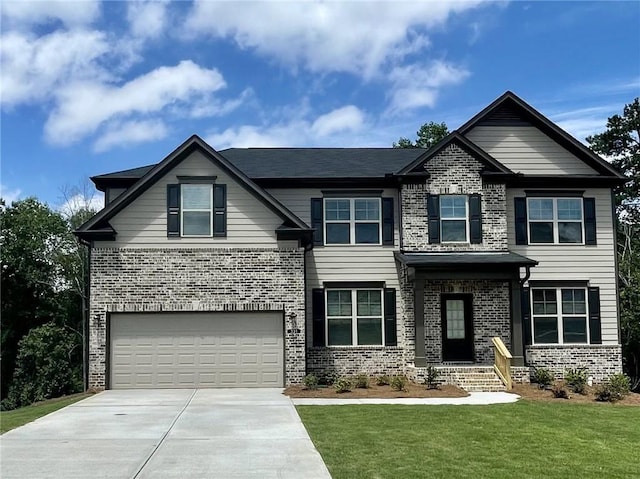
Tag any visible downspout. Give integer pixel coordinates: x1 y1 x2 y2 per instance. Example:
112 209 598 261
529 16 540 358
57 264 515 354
519 265 532 286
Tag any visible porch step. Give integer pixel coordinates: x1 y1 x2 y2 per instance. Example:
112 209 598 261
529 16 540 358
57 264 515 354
436 366 506 392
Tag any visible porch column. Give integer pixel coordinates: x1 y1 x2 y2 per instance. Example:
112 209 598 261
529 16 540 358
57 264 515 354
510 279 525 366
414 278 426 367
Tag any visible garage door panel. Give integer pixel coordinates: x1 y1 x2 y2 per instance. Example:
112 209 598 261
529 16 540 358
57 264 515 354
110 312 284 388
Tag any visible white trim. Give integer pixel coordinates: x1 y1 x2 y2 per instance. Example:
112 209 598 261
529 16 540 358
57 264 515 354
325 288 385 346
530 287 590 345
439 194 469 244
323 198 382 245
181 184 214 237
527 197 584 245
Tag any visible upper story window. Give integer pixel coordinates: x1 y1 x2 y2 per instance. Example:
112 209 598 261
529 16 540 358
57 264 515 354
440 195 468 242
528 198 583 244
182 184 213 236
427 193 482 245
324 198 381 245
531 287 588 344
167 182 227 238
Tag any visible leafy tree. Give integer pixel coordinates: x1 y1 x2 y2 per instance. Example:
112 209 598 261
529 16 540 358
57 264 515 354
393 121 449 149
2 323 82 409
587 98 640 387
0 198 70 398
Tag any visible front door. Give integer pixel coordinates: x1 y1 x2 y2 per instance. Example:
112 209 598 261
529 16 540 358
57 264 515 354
441 294 474 362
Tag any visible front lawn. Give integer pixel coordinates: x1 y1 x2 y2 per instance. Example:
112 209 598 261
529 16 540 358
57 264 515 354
0 393 92 434
297 401 640 479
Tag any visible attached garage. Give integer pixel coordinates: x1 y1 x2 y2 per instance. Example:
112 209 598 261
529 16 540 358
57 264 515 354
109 312 284 389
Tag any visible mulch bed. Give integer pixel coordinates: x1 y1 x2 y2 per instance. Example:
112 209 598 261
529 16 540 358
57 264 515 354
512 383 640 406
284 381 468 399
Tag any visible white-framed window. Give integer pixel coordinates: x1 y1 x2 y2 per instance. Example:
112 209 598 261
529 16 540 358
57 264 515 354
326 289 384 346
531 287 589 344
181 184 213 236
324 198 381 245
527 198 583 244
440 195 468 242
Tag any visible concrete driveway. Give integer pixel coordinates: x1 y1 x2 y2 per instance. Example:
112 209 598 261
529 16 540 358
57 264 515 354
0 389 331 479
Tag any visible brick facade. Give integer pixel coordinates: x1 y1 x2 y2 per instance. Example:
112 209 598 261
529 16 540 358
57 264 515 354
423 280 511 364
89 247 306 389
401 144 508 251
526 345 622 382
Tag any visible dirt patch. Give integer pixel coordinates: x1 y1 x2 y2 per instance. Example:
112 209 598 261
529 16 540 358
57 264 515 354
284 381 468 399
513 383 640 406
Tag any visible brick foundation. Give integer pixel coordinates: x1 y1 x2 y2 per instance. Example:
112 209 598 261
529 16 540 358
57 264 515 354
525 345 622 382
306 347 404 377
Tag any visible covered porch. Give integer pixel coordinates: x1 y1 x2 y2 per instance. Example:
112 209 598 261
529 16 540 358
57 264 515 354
396 251 537 369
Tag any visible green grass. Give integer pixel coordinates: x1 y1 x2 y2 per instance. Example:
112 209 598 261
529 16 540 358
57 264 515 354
297 401 640 479
0 393 91 434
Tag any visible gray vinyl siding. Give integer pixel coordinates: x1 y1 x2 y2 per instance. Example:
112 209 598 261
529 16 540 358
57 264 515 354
466 126 598 175
507 187 619 344
94 151 290 248
267 188 402 347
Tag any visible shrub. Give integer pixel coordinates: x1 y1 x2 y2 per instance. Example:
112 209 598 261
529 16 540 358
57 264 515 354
376 375 391 386
5 323 82 409
334 377 352 393
391 375 408 392
565 368 588 394
551 384 570 399
354 374 369 389
423 366 441 390
319 371 340 386
532 368 555 389
302 374 319 390
596 374 631 403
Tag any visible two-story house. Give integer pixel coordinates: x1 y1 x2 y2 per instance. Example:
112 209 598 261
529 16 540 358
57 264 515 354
76 92 625 391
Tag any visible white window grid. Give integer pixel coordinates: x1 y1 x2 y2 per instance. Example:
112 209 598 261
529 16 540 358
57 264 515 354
440 195 469 243
527 197 584 244
531 287 590 345
181 184 214 237
325 289 385 346
324 198 382 245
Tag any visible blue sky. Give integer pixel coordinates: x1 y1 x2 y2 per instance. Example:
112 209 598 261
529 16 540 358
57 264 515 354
1 0 639 211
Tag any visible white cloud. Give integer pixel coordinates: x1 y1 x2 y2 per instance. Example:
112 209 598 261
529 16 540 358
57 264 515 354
93 119 169 153
0 29 112 107
312 106 366 137
0 184 22 205
386 61 470 114
207 104 368 148
45 60 226 145
185 0 493 78
127 0 169 39
1 0 101 29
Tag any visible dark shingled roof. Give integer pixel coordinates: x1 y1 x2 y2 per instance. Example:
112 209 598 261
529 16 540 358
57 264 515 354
92 148 427 183
395 251 537 267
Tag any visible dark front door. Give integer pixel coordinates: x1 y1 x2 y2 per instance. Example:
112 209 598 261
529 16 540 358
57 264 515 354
441 294 474 362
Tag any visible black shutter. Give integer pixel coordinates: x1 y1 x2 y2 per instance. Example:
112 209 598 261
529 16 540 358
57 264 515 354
167 184 180 237
515 197 528 245
382 197 394 245
584 198 597 245
384 288 397 346
312 289 325 347
588 287 602 344
521 287 532 345
311 198 323 245
469 194 482 244
213 184 227 237
427 194 440 244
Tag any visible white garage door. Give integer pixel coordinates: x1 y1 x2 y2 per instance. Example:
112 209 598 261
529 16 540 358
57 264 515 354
110 312 284 389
